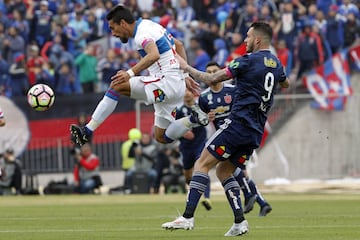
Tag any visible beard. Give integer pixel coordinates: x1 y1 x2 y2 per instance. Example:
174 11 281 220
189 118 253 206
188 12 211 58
120 37 129 43
246 43 254 53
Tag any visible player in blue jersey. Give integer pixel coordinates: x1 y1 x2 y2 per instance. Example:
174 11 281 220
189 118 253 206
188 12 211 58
162 22 289 236
199 61 272 216
70 4 208 146
176 89 211 210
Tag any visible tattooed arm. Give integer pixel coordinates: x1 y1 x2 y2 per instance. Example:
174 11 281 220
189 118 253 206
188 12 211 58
176 55 232 85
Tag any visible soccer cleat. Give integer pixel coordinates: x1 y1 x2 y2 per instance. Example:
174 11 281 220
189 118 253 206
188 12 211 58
190 104 209 126
243 194 257 214
162 216 194 231
201 198 212 211
259 203 272 217
224 220 249 237
70 124 92 146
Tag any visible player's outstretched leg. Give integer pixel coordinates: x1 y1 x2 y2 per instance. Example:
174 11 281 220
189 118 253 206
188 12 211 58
70 124 92 146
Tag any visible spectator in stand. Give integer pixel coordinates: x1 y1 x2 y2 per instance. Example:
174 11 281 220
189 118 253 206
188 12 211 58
73 143 103 194
74 45 98 93
0 148 22 195
68 7 90 57
34 61 55 89
86 11 101 43
326 4 344 54
188 37 211 72
97 48 125 92
176 0 195 29
226 33 247 64
276 39 293 78
213 38 229 67
0 53 9 96
278 0 306 55
26 44 47 87
2 26 25 64
11 9 30 44
59 13 78 54
295 21 324 79
0 22 5 51
6 0 27 18
55 62 81 95
338 0 360 22
29 0 53 47
9 53 28 96
197 22 220 58
47 39 75 72
343 12 360 48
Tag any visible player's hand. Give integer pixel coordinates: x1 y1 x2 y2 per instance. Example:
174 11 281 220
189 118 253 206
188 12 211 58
208 110 216 122
110 70 130 86
185 77 201 96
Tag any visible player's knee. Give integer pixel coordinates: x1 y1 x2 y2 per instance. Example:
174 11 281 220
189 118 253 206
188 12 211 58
216 162 235 182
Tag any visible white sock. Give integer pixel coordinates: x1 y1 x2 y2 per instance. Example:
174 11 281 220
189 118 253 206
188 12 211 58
86 95 118 131
165 117 191 141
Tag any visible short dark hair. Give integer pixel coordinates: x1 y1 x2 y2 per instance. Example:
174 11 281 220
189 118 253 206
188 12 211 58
250 22 273 41
206 61 221 69
106 4 135 24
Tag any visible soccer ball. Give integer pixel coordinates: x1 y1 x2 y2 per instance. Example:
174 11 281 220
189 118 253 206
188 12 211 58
27 84 55 111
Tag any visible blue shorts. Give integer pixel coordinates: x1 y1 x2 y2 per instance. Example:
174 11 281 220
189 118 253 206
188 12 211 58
206 118 262 169
180 143 205 170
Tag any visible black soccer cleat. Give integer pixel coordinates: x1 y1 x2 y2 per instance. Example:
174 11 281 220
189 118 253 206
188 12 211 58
243 194 257 214
70 124 92 146
190 104 209 126
259 203 272 217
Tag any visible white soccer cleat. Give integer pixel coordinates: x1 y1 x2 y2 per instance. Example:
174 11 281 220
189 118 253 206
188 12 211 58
162 216 194 231
191 104 209 126
224 220 249 237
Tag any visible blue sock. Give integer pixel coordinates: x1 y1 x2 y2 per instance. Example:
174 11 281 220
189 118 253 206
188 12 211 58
248 179 267 207
234 170 252 199
222 176 245 223
203 180 211 199
183 172 209 218
84 126 93 136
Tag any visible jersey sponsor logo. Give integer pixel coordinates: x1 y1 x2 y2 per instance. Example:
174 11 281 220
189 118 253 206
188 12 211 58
153 89 166 103
214 105 230 114
264 57 277 68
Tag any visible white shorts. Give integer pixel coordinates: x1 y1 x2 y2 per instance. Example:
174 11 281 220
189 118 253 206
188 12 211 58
130 73 186 129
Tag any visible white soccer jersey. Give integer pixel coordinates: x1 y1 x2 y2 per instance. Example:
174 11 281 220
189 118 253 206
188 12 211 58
133 19 179 77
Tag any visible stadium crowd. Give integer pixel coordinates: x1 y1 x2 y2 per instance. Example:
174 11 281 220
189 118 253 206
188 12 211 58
0 0 359 97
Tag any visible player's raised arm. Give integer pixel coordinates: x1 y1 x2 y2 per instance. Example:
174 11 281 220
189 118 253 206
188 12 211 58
176 55 231 86
173 38 187 61
131 40 160 75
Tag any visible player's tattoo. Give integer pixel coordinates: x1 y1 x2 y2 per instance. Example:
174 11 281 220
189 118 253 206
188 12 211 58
185 66 230 85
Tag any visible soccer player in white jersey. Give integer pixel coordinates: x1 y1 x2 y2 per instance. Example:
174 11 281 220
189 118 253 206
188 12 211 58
70 4 208 146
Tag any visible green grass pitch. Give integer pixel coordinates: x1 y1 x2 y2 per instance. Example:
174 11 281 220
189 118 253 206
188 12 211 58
0 193 359 240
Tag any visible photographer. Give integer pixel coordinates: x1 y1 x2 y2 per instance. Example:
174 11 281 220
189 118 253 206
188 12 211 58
0 148 22 195
73 143 102 194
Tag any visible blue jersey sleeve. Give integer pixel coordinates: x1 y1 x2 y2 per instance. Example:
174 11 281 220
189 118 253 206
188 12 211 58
227 55 250 77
